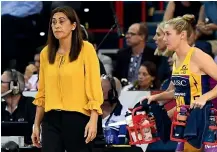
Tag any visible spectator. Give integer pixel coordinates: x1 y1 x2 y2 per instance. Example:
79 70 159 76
24 64 38 90
1 1 43 73
1 69 36 144
145 2 160 21
153 22 173 83
188 22 213 58
114 22 158 83
24 46 44 91
197 2 217 40
154 22 168 56
101 75 127 145
123 61 160 91
164 1 202 22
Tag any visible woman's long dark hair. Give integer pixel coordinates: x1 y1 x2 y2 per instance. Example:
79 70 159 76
47 6 83 64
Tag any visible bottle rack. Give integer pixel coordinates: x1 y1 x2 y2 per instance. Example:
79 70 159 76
127 106 160 145
203 108 217 146
170 105 190 142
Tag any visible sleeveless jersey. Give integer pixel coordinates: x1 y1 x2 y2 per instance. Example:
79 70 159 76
171 47 210 108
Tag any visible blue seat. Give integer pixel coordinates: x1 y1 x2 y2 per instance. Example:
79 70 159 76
147 22 159 36
195 40 213 58
153 11 164 22
147 42 157 50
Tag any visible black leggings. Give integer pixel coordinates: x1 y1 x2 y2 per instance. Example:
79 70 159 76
42 110 90 152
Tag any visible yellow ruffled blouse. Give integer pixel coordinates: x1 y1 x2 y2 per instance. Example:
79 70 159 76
33 41 103 116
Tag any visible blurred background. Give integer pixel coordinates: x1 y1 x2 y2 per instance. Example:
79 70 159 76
1 1 168 73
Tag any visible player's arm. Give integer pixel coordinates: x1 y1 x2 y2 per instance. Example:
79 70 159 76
153 81 175 105
195 48 217 101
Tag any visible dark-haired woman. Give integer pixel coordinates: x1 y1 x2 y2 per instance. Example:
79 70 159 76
31 6 103 152
123 61 161 91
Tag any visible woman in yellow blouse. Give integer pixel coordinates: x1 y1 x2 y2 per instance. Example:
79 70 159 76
31 6 103 152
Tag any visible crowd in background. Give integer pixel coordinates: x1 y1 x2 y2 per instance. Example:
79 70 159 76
2 1 217 88
1 1 217 150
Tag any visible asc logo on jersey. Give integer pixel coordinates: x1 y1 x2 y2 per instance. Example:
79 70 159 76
172 79 188 86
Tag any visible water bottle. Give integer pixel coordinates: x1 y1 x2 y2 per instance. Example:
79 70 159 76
125 111 133 127
204 109 216 143
125 111 139 141
173 106 187 139
141 119 152 141
148 111 158 137
209 109 216 126
103 127 119 144
176 142 184 152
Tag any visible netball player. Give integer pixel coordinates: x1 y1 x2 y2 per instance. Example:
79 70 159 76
143 14 217 152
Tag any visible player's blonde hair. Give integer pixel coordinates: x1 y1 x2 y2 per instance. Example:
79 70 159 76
166 14 195 38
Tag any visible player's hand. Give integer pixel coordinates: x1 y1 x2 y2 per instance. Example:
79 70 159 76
190 95 207 109
140 95 157 105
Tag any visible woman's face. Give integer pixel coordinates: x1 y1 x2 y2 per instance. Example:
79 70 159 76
51 12 76 40
153 27 166 51
163 24 181 51
1 72 10 95
138 66 154 89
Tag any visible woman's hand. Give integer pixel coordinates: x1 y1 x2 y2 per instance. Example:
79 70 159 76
84 110 98 143
205 23 217 31
25 64 37 79
190 95 207 109
31 125 41 148
196 23 213 35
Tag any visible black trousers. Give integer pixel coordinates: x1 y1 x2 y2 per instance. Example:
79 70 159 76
42 110 91 152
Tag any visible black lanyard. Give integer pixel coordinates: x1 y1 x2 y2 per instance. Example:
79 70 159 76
105 105 118 127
